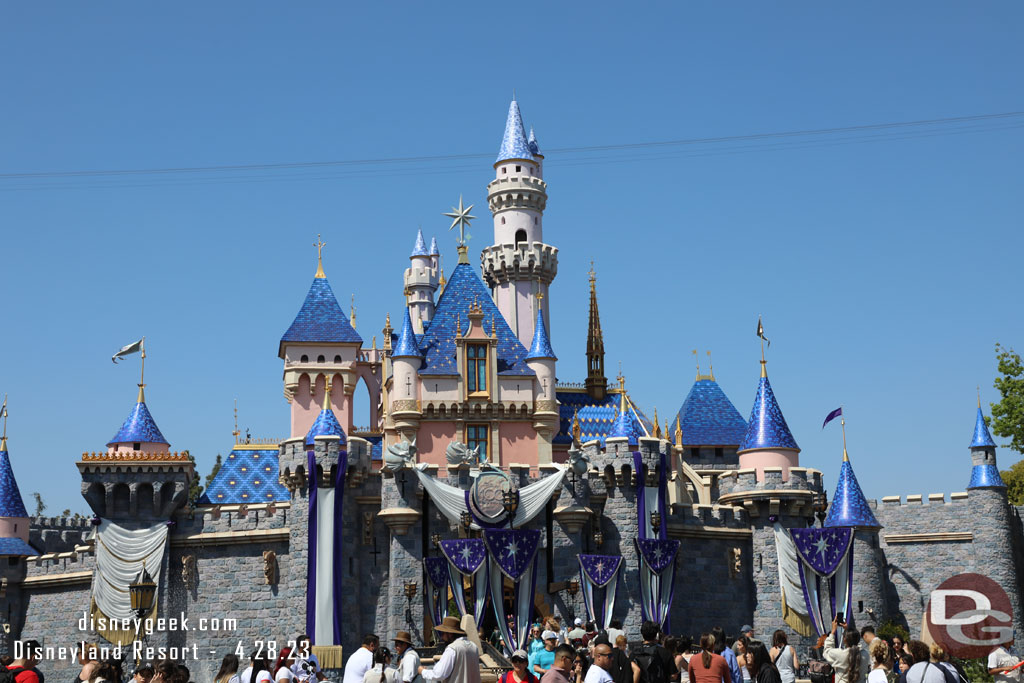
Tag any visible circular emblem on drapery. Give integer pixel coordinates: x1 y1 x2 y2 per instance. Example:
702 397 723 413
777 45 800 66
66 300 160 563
470 469 514 524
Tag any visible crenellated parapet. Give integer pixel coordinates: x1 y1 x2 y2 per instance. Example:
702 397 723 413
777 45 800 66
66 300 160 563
78 451 195 520
479 242 558 287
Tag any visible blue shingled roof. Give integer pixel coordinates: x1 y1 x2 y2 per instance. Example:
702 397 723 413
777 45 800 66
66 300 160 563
393 308 422 358
306 408 347 448
198 446 290 505
528 128 540 156
970 405 997 448
668 380 747 447
825 459 881 529
969 464 1006 489
554 390 652 446
417 263 534 377
363 434 383 461
107 401 169 447
411 229 429 257
739 371 799 452
0 537 37 556
496 100 534 164
279 276 362 357
526 307 556 361
0 448 28 518
429 237 439 256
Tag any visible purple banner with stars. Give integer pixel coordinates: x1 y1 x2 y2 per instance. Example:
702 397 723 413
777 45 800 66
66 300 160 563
579 554 623 588
438 538 487 575
483 529 541 581
636 538 680 575
424 556 450 588
789 527 852 577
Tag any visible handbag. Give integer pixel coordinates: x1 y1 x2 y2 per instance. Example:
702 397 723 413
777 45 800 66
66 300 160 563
805 659 832 683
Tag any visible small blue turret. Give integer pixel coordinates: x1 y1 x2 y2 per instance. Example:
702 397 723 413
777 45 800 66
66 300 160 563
968 399 1005 489
495 99 534 165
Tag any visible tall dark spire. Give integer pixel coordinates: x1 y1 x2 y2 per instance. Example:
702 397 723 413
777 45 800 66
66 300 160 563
585 263 607 401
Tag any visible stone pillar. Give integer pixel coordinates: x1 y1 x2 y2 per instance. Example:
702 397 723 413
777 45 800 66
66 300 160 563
969 488 1024 651
551 466 590 622
850 529 888 627
379 467 424 645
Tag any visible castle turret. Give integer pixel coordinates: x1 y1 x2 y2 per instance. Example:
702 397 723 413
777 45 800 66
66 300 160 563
0 432 33 553
585 266 607 401
280 238 363 438
481 98 558 348
968 400 1004 488
405 229 440 333
390 308 423 442
526 297 558 464
305 380 347 450
106 393 170 455
737 360 800 479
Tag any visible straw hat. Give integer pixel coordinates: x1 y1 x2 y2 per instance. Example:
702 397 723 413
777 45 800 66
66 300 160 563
434 616 466 635
394 631 414 646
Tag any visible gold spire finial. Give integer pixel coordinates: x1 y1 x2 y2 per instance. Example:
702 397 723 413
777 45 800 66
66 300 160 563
350 294 357 329
841 407 849 462
372 335 377 350
572 408 581 444
588 260 596 288
674 418 682 448
314 234 327 279
665 419 670 443
707 350 715 381
1 394 7 451
692 349 700 380
978 385 982 409
617 368 627 413
537 291 544 309
322 378 332 411
232 399 240 442
653 407 661 438
137 338 147 403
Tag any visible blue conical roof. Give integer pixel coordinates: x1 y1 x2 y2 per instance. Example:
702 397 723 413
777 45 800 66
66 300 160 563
970 405 996 448
429 237 439 256
411 229 429 258
107 401 169 447
528 127 541 156
969 464 1005 489
279 276 362 357
669 379 748 447
739 368 799 452
0 445 28 518
825 459 881 528
305 408 347 448
496 100 534 164
393 308 422 358
526 307 556 361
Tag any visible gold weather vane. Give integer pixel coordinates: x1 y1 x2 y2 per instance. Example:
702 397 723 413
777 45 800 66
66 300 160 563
841 406 849 462
232 399 240 442
314 235 327 278
444 195 476 247
692 349 700 380
1 395 7 450
707 350 715 381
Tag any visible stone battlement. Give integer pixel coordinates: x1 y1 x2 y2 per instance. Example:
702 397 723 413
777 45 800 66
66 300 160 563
879 492 970 506
717 466 823 495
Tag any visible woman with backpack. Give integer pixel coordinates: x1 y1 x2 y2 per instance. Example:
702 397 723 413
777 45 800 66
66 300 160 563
768 631 797 683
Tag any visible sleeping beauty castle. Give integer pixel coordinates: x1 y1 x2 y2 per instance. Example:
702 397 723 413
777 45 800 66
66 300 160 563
0 99 1021 678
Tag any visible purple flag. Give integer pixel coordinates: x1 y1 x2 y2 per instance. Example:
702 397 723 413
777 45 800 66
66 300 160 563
438 539 487 575
424 556 450 589
579 555 623 587
635 538 680 574
822 407 843 429
483 529 541 580
789 527 852 577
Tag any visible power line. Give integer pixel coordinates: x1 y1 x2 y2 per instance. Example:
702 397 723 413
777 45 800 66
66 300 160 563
1 111 1020 181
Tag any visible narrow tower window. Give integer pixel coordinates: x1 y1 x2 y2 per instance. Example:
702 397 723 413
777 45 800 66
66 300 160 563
300 355 309 363
334 355 342 363
467 424 489 460
317 355 325 363
515 165 521 172
515 229 527 247
467 344 487 394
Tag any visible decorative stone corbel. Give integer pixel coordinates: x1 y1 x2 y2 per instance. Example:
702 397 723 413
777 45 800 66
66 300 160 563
262 550 277 585
553 505 594 534
378 507 422 535
181 554 197 591
728 547 742 579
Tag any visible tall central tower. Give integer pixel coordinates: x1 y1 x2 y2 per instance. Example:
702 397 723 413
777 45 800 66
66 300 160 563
480 98 558 348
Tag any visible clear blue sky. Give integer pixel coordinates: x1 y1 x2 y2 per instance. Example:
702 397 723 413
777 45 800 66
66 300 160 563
1 2 1021 513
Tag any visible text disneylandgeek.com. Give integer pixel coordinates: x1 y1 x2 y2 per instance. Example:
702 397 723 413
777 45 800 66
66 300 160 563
13 612 312 662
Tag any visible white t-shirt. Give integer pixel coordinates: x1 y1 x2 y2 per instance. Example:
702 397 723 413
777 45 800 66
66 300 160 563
583 666 612 683
344 649 376 683
277 667 297 683
240 667 274 683
867 668 888 683
293 655 322 683
905 662 949 683
989 648 1021 683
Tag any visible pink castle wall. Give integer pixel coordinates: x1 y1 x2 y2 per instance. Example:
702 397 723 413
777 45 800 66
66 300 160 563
499 422 537 468
0 518 29 541
417 422 458 470
738 449 800 481
107 441 169 455
290 373 349 440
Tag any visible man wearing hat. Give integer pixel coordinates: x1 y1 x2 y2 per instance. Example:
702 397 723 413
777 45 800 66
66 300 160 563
500 650 539 683
394 631 421 683
732 625 754 659
420 617 480 683
530 631 558 676
566 619 586 645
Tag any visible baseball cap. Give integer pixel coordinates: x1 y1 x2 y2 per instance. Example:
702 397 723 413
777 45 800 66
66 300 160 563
574 618 583 626
740 625 753 633
542 630 558 640
510 650 529 662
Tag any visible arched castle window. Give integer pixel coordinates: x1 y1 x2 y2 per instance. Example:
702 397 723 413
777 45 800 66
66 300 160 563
317 355 326 363
334 355 342 363
112 484 130 517
301 355 309 363
515 229 527 247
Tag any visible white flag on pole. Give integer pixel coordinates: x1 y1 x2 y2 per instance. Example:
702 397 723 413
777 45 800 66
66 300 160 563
112 338 144 363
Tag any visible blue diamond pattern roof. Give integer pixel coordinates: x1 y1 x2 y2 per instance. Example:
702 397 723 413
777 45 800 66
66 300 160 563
526 307 556 361
279 276 363 356
739 372 799 452
0 537 37 556
668 380 747 447
393 308 422 358
528 127 540 156
198 446 290 505
306 408 347 448
554 390 652 447
363 434 383 461
496 100 535 164
107 401 169 447
417 263 534 377
429 237 439 256
0 448 28 518
969 464 1006 489
411 229 429 257
970 405 997 448
825 459 881 528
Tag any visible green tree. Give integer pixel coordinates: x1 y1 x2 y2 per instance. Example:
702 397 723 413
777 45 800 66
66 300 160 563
1000 459 1024 505
205 454 223 492
991 344 1024 454
184 450 203 505
31 492 46 516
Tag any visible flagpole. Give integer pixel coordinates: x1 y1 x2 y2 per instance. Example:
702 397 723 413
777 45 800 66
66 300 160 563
138 337 146 403
840 405 848 462
1 394 7 444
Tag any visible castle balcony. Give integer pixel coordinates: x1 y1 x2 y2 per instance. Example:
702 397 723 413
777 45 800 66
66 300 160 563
486 175 548 214
480 242 558 287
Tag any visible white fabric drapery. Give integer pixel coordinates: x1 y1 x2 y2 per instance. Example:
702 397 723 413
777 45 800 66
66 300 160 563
93 520 168 622
314 487 338 645
412 464 566 528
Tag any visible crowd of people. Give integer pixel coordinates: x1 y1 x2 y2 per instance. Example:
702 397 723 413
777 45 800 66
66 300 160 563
2 618 1021 683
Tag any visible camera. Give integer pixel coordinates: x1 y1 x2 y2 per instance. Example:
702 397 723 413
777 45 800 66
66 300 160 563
836 614 846 626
